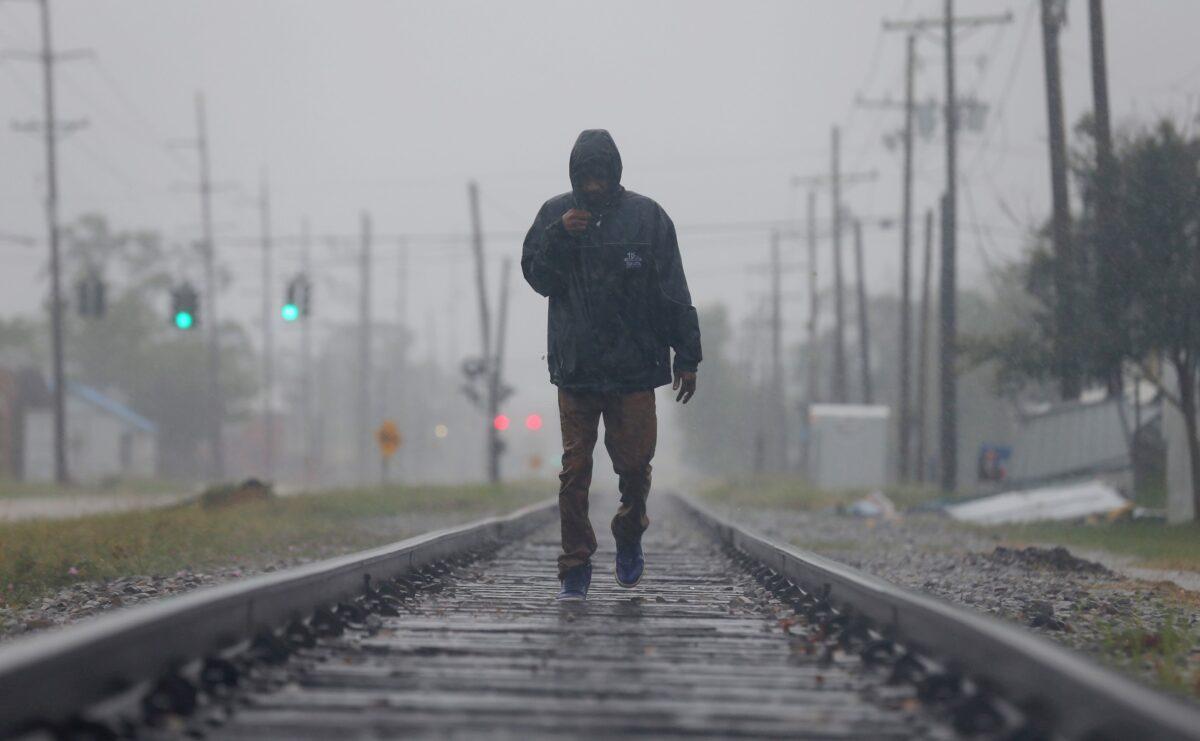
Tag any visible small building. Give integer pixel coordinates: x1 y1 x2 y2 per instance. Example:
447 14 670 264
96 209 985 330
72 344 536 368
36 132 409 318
0 366 51 480
808 404 890 490
23 381 157 483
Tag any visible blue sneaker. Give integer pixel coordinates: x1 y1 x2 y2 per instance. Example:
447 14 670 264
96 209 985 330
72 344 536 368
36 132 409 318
614 536 644 588
557 562 592 601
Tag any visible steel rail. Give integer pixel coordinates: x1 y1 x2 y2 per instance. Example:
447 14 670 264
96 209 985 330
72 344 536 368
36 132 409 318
672 493 1200 741
0 499 556 737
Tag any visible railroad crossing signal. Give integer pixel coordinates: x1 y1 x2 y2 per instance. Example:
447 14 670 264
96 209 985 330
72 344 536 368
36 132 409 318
376 419 401 459
170 282 199 330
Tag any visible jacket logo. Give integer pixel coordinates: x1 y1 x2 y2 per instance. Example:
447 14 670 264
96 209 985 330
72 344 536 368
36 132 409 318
624 251 643 269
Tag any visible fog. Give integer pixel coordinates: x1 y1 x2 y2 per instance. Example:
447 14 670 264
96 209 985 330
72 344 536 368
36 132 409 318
2 0 1199 488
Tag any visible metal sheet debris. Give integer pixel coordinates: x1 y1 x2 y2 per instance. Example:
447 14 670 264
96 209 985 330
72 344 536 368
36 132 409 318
945 480 1130 525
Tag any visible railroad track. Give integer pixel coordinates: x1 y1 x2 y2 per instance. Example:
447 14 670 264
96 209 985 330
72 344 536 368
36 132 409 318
1 494 1198 740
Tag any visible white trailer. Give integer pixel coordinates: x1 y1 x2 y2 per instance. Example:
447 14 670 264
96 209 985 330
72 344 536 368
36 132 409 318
808 404 890 490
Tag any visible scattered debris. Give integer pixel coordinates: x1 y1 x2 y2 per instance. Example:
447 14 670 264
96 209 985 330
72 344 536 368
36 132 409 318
846 490 899 520
944 480 1129 525
199 478 275 509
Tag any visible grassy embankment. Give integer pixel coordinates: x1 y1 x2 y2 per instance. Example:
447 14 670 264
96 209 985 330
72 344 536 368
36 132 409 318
697 476 1200 572
0 483 551 610
994 520 1200 573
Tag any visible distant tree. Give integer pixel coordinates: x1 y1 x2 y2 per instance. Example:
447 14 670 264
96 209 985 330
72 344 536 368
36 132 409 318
675 304 759 477
985 120 1200 515
59 214 259 478
0 316 40 364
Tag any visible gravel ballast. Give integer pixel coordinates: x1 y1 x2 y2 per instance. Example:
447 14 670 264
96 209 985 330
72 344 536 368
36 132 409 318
712 504 1200 701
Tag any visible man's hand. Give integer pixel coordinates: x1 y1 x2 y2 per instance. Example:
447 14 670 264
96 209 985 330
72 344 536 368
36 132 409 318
673 370 697 404
561 208 591 235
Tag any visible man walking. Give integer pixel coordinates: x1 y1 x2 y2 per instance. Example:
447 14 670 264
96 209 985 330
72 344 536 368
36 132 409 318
521 129 702 601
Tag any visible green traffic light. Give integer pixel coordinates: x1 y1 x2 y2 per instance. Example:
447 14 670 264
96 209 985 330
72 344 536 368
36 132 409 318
281 303 300 322
174 311 194 330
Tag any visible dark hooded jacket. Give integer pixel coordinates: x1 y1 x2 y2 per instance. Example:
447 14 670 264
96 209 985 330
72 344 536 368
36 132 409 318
522 129 702 392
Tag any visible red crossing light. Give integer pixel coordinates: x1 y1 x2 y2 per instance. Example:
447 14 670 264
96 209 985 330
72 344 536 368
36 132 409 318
525 413 543 431
493 414 510 431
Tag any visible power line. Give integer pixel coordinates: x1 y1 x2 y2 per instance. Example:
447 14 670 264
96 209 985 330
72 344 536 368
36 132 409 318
966 0 1039 176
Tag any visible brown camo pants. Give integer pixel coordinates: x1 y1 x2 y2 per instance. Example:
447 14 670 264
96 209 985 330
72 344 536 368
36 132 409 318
556 388 657 579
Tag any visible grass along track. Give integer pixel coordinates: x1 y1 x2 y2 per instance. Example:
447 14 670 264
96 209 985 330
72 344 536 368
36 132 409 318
0 483 551 615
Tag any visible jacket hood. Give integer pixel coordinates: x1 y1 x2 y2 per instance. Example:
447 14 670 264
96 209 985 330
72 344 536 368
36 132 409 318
569 129 623 209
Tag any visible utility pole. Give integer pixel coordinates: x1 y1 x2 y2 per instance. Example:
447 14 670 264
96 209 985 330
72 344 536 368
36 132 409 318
940 0 959 495
1089 0 1120 397
916 208 934 483
1089 0 1113 182
490 258 513 484
1041 0 1080 401
803 191 820 477
195 93 223 480
884 3 1011 494
939 196 956 491
852 220 873 404
793 159 876 406
857 32 917 472
358 212 372 486
897 34 917 479
392 238 408 481
830 127 848 404
37 0 65 484
258 173 274 480
805 190 820 412
769 230 785 469
466 181 497 483
467 182 492 366
4 0 91 483
300 219 315 486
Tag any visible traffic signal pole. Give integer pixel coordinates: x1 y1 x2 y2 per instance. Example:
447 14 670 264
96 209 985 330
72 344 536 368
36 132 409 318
490 258 513 484
301 219 316 486
467 181 499 484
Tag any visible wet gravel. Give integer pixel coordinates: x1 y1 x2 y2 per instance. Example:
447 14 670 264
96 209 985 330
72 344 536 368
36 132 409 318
715 505 1200 700
0 562 306 641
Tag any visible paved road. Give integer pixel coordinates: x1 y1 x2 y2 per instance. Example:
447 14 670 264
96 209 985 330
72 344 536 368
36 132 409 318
0 491 190 522
208 505 947 739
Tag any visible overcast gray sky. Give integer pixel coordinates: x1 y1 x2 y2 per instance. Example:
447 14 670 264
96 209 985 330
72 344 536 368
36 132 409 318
2 0 1199 428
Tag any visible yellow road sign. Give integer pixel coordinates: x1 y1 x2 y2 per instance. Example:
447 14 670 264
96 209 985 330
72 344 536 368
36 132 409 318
376 420 401 458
